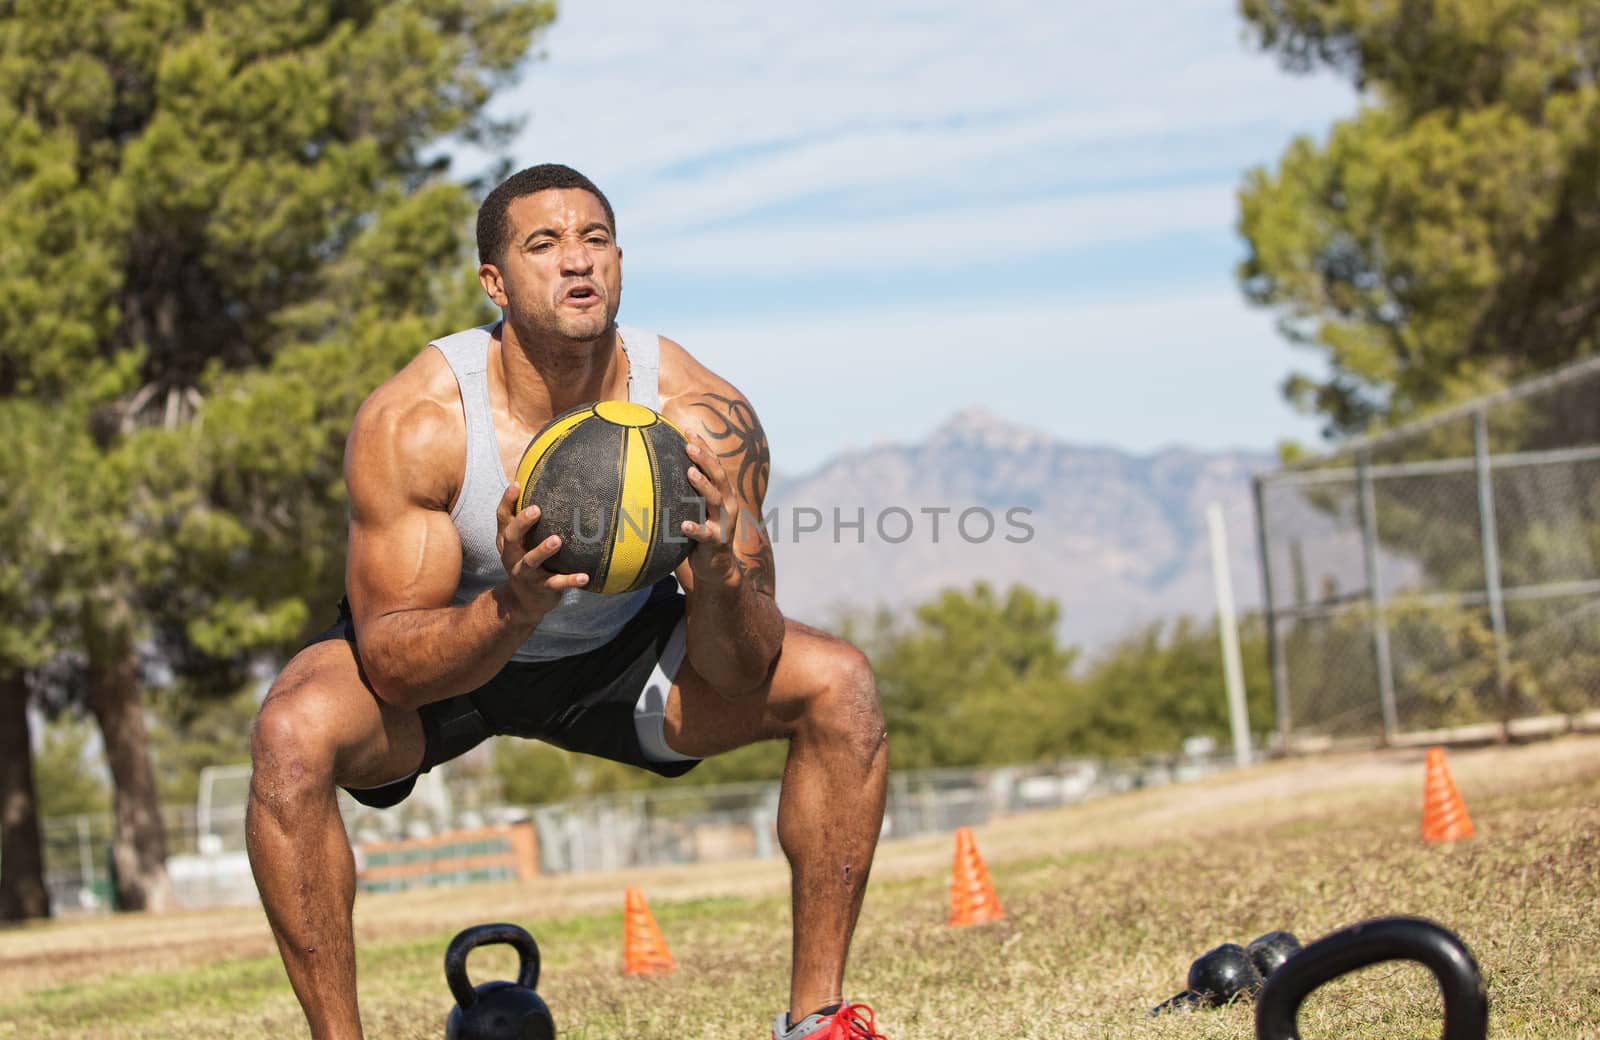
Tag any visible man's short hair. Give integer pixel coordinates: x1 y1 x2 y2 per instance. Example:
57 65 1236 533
476 164 617 266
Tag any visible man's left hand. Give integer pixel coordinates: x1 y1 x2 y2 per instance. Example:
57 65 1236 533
681 432 745 588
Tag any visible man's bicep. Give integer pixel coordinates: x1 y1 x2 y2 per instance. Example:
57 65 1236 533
343 415 464 627
346 503 464 625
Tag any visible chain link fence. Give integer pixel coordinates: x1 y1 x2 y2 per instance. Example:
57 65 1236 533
1255 356 1600 748
37 748 1238 914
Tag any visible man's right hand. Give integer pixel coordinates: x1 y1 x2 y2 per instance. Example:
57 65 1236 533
495 483 590 622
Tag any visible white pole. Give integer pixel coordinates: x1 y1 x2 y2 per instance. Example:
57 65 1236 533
1207 502 1252 767
78 817 93 889
196 764 215 845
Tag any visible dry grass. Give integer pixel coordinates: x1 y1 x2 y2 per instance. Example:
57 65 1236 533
2 736 1597 1038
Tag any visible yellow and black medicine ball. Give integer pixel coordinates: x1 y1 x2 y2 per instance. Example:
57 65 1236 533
514 400 701 594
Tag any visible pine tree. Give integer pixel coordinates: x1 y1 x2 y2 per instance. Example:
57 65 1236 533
0 0 555 918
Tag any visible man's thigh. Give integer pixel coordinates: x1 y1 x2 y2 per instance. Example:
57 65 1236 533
660 617 842 759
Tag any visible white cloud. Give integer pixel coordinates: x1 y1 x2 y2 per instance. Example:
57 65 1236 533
618 104 1257 238
492 0 1355 238
626 181 1234 277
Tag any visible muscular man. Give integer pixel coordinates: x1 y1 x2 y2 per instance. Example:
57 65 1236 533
245 164 891 1040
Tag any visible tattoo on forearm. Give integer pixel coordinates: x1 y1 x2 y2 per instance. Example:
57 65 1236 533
689 394 771 505
742 539 776 597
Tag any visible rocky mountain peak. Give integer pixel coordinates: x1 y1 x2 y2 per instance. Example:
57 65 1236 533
927 406 1053 454
766 410 1274 651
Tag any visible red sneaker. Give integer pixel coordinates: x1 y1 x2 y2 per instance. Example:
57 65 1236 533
771 1002 886 1039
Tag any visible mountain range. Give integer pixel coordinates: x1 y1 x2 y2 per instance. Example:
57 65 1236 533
765 408 1276 653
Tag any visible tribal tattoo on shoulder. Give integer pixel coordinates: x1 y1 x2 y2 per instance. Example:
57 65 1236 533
688 392 776 595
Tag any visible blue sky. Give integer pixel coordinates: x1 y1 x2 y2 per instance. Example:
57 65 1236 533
472 0 1358 474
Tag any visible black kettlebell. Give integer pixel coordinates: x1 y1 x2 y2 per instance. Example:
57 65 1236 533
1246 930 1302 979
444 922 556 1040
1189 942 1264 1004
1255 916 1488 1040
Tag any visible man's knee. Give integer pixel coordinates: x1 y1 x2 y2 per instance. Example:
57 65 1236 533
799 638 886 759
250 676 342 811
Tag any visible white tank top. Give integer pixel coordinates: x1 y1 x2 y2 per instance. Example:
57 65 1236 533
429 322 663 662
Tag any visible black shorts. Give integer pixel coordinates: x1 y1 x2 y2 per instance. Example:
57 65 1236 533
307 578 699 809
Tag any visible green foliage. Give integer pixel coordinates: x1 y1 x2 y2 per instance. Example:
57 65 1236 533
0 0 553 906
681 742 787 786
867 583 1079 768
145 683 261 807
1382 595 1600 728
492 739 578 806
1278 592 1600 738
1238 0 1600 436
1067 614 1273 757
1277 605 1381 735
33 715 112 819
0 0 552 400
0 0 553 706
0 400 83 680
491 737 789 805
856 583 1272 766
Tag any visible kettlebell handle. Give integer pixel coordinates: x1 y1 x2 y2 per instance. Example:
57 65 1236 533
444 923 542 1010
1255 916 1487 1040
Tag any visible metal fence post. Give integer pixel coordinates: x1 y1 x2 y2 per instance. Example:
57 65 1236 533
1253 476 1292 745
1473 409 1512 712
1357 451 1401 740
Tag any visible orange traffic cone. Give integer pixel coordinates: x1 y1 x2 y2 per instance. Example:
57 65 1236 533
1421 747 1476 842
948 826 1005 926
623 887 676 975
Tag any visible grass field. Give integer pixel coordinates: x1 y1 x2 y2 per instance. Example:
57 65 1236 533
2 736 1597 1039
